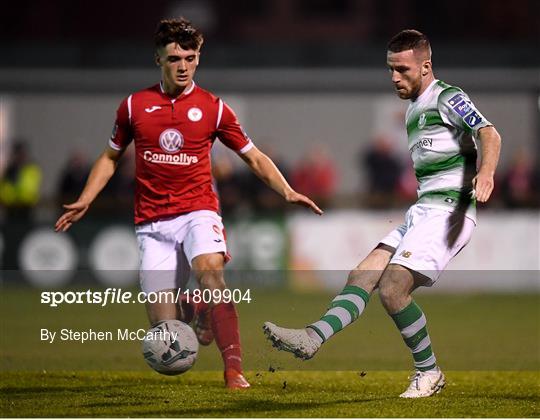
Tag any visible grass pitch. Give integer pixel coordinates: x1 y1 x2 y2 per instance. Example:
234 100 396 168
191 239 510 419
2 370 539 417
1 287 539 417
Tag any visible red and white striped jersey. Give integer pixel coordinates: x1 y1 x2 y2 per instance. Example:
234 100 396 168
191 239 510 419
109 82 253 224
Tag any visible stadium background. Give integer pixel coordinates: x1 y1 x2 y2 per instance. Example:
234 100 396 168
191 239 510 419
0 1 539 417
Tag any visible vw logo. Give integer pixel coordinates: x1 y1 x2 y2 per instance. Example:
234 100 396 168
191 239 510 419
159 129 183 153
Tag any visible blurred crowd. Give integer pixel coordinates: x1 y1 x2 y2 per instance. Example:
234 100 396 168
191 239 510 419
360 135 540 210
213 143 337 219
1 138 539 224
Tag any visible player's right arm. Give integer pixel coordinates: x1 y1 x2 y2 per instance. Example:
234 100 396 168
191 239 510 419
55 147 123 232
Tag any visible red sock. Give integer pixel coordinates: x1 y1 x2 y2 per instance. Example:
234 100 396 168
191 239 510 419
211 302 243 372
180 295 210 322
195 301 209 315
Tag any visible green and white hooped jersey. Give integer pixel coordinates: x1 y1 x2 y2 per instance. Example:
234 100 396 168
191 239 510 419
406 79 491 223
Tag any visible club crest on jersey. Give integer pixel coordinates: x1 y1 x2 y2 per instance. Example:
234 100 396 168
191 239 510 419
187 107 203 122
418 113 427 129
159 128 184 153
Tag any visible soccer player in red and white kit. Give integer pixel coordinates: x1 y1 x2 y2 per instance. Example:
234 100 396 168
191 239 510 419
55 18 322 388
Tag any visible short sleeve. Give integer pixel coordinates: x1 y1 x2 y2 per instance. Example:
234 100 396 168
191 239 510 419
438 88 492 136
216 100 254 154
108 96 133 151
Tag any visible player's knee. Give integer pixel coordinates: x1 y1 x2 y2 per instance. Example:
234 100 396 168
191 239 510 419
193 253 224 271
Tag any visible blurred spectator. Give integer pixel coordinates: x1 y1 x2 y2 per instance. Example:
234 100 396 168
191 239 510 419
361 135 402 208
397 166 418 203
213 143 292 219
57 149 91 206
0 140 42 221
248 145 291 216
97 145 136 218
290 145 336 209
500 149 540 208
212 146 249 219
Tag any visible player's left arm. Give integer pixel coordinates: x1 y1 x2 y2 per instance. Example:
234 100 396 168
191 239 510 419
216 100 322 214
438 89 501 203
474 126 501 203
240 146 323 215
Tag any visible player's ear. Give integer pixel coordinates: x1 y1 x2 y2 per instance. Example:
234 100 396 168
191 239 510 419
155 53 161 67
421 60 432 76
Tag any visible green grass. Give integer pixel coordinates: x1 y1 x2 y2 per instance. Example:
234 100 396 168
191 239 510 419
2 370 539 417
1 287 539 416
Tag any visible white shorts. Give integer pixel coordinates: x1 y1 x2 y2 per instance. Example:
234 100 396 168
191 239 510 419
135 210 227 293
380 204 475 284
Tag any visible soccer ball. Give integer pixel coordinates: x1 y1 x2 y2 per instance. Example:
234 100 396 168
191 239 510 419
142 320 199 375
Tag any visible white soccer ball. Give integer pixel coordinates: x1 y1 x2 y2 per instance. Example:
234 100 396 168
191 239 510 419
142 320 199 375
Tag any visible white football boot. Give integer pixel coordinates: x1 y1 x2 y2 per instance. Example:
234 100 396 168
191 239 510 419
263 322 321 360
399 367 446 398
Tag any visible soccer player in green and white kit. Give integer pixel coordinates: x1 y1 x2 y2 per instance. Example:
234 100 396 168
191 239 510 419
263 29 501 398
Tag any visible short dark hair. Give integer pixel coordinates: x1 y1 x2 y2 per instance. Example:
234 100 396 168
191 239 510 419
154 17 204 51
387 29 431 55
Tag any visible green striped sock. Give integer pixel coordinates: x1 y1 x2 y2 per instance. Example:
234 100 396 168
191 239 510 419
391 300 437 371
308 285 370 343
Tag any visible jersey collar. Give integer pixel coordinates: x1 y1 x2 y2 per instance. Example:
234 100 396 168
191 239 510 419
159 80 196 99
414 79 437 103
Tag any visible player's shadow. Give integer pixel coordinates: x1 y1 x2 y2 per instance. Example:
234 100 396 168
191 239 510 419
1 384 101 395
445 149 477 249
128 394 394 417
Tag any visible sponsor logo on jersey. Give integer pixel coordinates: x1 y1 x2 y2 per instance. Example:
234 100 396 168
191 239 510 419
464 111 482 128
145 106 162 113
146 129 198 165
417 113 427 129
143 151 199 165
187 107 203 122
447 93 464 107
410 138 433 154
159 129 184 153
453 100 472 117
